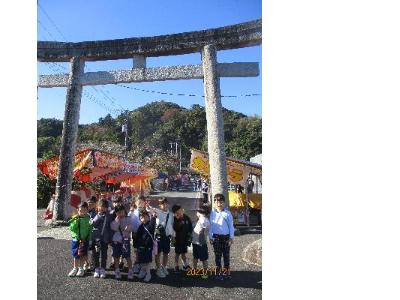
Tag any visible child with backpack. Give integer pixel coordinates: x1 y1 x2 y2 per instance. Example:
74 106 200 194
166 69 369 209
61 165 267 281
135 209 157 282
153 197 175 278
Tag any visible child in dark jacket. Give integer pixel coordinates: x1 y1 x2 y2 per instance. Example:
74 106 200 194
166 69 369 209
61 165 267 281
90 199 113 279
172 204 193 272
135 209 157 282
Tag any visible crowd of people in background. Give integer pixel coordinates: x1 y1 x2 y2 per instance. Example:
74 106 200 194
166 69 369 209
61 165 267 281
67 191 235 283
157 173 209 193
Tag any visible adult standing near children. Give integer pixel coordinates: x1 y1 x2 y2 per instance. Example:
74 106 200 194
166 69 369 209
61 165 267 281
209 194 235 280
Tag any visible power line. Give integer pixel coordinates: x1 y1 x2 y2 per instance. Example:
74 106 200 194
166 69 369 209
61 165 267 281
38 3 68 41
117 84 261 99
37 20 59 41
37 4 128 114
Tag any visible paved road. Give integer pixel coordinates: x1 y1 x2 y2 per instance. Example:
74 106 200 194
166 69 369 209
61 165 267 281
37 210 262 300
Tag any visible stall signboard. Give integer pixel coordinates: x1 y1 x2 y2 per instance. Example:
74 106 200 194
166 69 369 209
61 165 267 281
190 149 261 186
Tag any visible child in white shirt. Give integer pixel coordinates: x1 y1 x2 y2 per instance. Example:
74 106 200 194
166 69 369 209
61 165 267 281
192 206 210 279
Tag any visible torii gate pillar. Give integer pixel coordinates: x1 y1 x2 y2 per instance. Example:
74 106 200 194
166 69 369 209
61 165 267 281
202 45 229 205
53 56 85 222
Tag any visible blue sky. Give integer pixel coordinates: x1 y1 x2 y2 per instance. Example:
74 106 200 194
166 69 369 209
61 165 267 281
37 0 262 124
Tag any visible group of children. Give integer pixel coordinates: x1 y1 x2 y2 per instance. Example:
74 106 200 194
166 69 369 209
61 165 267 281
67 193 235 282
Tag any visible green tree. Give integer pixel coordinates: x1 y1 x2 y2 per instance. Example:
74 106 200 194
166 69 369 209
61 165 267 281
225 116 262 160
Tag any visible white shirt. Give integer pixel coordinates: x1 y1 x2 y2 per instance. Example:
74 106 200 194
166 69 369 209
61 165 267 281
128 209 141 233
209 209 235 240
192 216 210 245
154 208 175 237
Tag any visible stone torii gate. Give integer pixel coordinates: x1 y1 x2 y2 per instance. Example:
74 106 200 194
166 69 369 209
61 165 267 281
37 19 262 221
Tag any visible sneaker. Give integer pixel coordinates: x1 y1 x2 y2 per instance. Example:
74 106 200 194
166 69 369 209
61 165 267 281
223 274 232 280
136 268 147 279
76 268 85 277
68 267 78 277
114 268 121 280
161 266 169 276
144 271 152 282
83 262 93 271
215 274 224 281
156 268 166 278
127 268 134 280
100 268 106 279
201 274 209 279
93 268 100 278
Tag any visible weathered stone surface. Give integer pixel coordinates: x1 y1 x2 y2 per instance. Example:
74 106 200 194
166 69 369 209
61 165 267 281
53 56 84 221
38 62 259 88
243 238 262 266
132 55 146 68
202 44 229 204
37 19 262 62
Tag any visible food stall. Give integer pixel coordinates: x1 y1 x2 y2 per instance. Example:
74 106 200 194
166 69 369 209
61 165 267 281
189 149 262 225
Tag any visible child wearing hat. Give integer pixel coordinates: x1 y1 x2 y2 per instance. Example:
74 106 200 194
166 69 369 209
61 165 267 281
172 204 193 272
192 205 211 279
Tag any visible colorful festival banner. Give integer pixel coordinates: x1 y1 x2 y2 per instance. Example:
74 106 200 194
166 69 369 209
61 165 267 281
38 148 157 183
189 149 262 186
38 149 94 180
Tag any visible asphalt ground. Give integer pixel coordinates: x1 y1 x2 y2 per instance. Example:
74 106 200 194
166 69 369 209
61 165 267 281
37 210 262 300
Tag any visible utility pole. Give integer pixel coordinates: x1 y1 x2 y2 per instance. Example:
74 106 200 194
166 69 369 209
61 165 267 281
123 110 129 158
179 142 182 173
169 142 175 156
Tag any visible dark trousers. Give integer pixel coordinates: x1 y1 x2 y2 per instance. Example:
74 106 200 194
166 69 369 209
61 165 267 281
203 193 208 203
93 241 109 269
212 234 231 272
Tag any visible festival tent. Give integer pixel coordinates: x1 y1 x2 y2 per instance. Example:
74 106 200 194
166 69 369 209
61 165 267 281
37 148 157 185
38 148 158 220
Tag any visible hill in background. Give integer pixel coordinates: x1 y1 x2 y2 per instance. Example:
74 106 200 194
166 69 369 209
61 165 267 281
37 101 262 168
